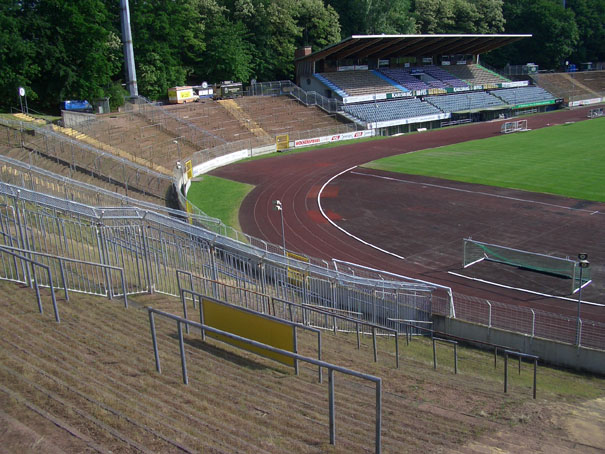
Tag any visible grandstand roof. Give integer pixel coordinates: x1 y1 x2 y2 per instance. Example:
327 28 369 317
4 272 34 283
296 34 531 62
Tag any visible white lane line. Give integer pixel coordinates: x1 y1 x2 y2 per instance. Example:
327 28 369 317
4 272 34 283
351 170 604 215
317 166 406 261
447 271 604 307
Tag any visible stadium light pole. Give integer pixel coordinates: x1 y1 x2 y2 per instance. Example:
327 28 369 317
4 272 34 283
173 139 181 164
575 253 589 346
272 200 286 255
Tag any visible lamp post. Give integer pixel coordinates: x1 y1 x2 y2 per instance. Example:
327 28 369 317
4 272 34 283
173 139 181 164
576 253 589 346
272 200 286 255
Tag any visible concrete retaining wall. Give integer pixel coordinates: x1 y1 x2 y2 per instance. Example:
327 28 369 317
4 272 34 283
433 315 605 376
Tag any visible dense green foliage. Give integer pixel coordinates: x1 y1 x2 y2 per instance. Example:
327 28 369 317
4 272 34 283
1 0 603 111
364 118 605 202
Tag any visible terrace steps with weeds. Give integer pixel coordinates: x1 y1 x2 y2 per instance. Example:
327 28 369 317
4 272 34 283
2 280 603 453
0 144 169 206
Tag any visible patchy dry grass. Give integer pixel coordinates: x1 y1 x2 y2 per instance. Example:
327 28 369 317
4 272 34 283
1 280 604 453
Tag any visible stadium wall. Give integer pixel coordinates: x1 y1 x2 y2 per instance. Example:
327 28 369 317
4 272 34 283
433 315 605 375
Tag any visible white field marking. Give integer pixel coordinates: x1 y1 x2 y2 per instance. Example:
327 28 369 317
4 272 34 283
351 170 604 215
317 166 406 261
447 271 604 307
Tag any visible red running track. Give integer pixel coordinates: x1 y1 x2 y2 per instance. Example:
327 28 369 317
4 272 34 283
212 107 605 323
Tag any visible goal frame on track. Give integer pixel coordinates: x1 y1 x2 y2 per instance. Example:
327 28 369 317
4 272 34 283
463 238 591 294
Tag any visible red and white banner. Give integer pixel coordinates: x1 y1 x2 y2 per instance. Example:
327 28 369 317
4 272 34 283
294 130 374 148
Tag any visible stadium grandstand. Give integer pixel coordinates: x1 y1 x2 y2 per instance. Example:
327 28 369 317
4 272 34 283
295 35 570 132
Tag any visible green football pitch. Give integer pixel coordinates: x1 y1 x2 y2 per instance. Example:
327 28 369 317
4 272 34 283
364 117 605 202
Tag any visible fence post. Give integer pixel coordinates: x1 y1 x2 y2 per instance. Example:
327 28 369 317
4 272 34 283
376 379 382 454
504 352 508 393
149 311 161 373
432 337 437 369
177 320 188 385
140 222 154 294
454 343 458 374
372 326 377 363
181 288 190 334
531 309 535 337
58 258 69 301
328 369 335 446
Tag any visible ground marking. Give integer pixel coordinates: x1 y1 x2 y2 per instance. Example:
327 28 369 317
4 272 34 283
448 271 604 307
317 166 406 261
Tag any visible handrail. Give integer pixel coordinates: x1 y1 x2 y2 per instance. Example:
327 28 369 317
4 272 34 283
272 296 399 369
0 244 128 308
176 269 399 368
147 307 382 453
503 350 538 399
179 288 323 382
0 245 59 322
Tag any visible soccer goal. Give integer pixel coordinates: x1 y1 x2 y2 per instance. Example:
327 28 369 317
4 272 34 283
500 119 528 134
463 238 591 294
588 107 604 119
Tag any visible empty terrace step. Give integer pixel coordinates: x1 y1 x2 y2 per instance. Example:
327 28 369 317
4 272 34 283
218 99 271 138
50 124 172 175
12 113 47 126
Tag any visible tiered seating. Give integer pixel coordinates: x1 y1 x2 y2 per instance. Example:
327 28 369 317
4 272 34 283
573 71 605 94
0 123 171 202
532 71 605 100
379 68 429 91
163 99 257 144
425 92 506 112
380 67 468 91
235 96 344 137
490 86 556 105
343 98 442 123
442 64 509 85
317 70 402 97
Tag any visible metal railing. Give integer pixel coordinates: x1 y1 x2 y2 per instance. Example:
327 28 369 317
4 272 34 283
0 118 172 199
0 182 436 332
178 288 324 381
147 307 383 453
0 245 59 322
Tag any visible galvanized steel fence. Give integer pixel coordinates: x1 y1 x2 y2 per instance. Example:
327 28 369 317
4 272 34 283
0 182 435 331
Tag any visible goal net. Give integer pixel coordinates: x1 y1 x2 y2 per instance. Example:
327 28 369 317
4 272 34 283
463 238 590 294
500 119 528 134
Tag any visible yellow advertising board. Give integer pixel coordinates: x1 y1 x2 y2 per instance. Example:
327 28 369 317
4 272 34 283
202 298 295 367
286 251 309 287
185 160 193 180
276 134 289 151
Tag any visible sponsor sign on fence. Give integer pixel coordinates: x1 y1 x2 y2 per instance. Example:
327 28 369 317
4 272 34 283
570 98 603 107
202 297 296 367
293 130 374 148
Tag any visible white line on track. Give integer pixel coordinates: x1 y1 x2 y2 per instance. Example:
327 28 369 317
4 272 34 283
317 166 406 261
448 271 604 307
350 170 604 215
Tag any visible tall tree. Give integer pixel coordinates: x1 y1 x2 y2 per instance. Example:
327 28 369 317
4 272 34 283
413 0 504 34
327 0 415 37
130 0 209 99
566 0 605 64
0 1 39 110
484 0 578 69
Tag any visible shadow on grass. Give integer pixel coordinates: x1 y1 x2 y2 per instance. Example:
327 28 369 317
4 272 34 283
170 332 288 374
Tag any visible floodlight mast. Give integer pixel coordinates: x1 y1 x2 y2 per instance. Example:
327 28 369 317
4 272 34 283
120 0 138 97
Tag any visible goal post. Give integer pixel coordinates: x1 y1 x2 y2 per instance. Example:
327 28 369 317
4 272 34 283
500 119 528 134
463 238 590 294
